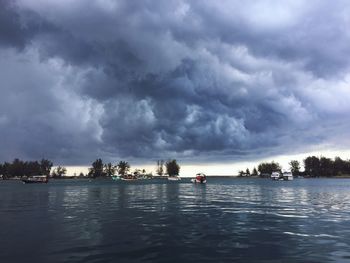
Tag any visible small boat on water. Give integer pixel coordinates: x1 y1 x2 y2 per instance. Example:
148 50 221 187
271 171 294 181
120 174 138 181
271 172 281 180
22 175 48 184
111 175 121 181
282 172 293 181
168 176 181 181
191 173 207 184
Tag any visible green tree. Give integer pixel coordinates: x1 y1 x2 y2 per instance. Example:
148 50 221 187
252 167 258 176
289 160 300 176
40 159 53 176
334 157 345 175
246 168 250 176
52 166 67 178
117 161 130 176
0 159 53 178
9 158 25 177
166 159 180 176
89 159 104 178
320 157 334 177
258 161 281 176
304 156 320 177
25 161 41 177
156 160 164 175
104 162 116 176
0 162 10 178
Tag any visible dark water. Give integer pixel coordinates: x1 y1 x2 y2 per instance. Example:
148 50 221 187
1 178 350 263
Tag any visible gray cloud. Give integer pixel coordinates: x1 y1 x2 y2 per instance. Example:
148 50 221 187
1 0 350 165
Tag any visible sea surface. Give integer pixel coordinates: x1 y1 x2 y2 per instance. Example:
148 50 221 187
1 178 350 263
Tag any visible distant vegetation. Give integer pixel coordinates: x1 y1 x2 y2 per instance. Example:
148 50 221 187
258 161 282 176
117 161 130 176
88 158 104 178
156 160 165 175
51 166 67 178
165 159 180 176
0 159 53 178
2 156 350 179
86 159 182 179
85 159 181 178
239 156 350 178
86 159 132 178
303 156 350 177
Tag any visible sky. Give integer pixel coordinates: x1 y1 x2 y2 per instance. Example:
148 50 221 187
1 0 350 175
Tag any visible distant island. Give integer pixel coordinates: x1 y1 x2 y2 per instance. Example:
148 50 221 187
237 156 350 178
1 155 350 180
0 158 180 180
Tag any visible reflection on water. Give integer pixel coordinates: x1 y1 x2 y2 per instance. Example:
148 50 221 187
1 179 350 262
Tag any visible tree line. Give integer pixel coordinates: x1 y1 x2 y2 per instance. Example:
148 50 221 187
0 158 54 178
88 159 131 178
0 158 181 179
88 158 180 178
239 156 350 177
155 159 180 177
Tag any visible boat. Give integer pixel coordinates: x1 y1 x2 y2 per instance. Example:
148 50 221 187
282 172 293 181
191 173 207 184
111 175 121 181
271 171 293 181
22 175 48 184
168 176 181 181
120 174 138 181
271 172 281 180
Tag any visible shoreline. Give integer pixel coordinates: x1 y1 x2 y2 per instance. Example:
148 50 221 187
3 175 350 181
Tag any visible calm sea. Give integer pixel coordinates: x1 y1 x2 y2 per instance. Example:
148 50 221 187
1 178 350 263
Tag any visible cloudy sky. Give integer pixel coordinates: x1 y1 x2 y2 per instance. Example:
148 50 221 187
1 0 350 173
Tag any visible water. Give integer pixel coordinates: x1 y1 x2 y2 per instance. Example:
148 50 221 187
1 178 350 263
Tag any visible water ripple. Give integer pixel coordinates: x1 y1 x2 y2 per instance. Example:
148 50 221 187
1 178 350 262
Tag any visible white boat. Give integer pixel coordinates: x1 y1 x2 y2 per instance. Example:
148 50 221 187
282 172 293 181
168 176 181 181
22 175 48 184
191 173 207 184
120 174 138 181
271 172 281 180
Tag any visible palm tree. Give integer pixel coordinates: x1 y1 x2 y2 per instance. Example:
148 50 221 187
89 159 104 178
104 163 116 176
52 166 67 178
117 161 130 176
165 159 180 176
40 159 53 176
156 160 164 175
289 160 300 176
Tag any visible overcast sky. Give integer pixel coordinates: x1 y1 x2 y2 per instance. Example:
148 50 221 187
1 0 350 169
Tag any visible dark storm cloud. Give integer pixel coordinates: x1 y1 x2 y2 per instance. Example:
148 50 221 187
0 0 59 49
1 0 350 164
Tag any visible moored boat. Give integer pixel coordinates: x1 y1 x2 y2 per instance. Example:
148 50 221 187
191 173 207 184
111 175 121 181
282 172 293 181
271 171 293 181
120 174 138 181
271 172 281 180
22 175 48 184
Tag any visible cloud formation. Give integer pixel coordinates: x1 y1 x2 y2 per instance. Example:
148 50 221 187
1 0 350 164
